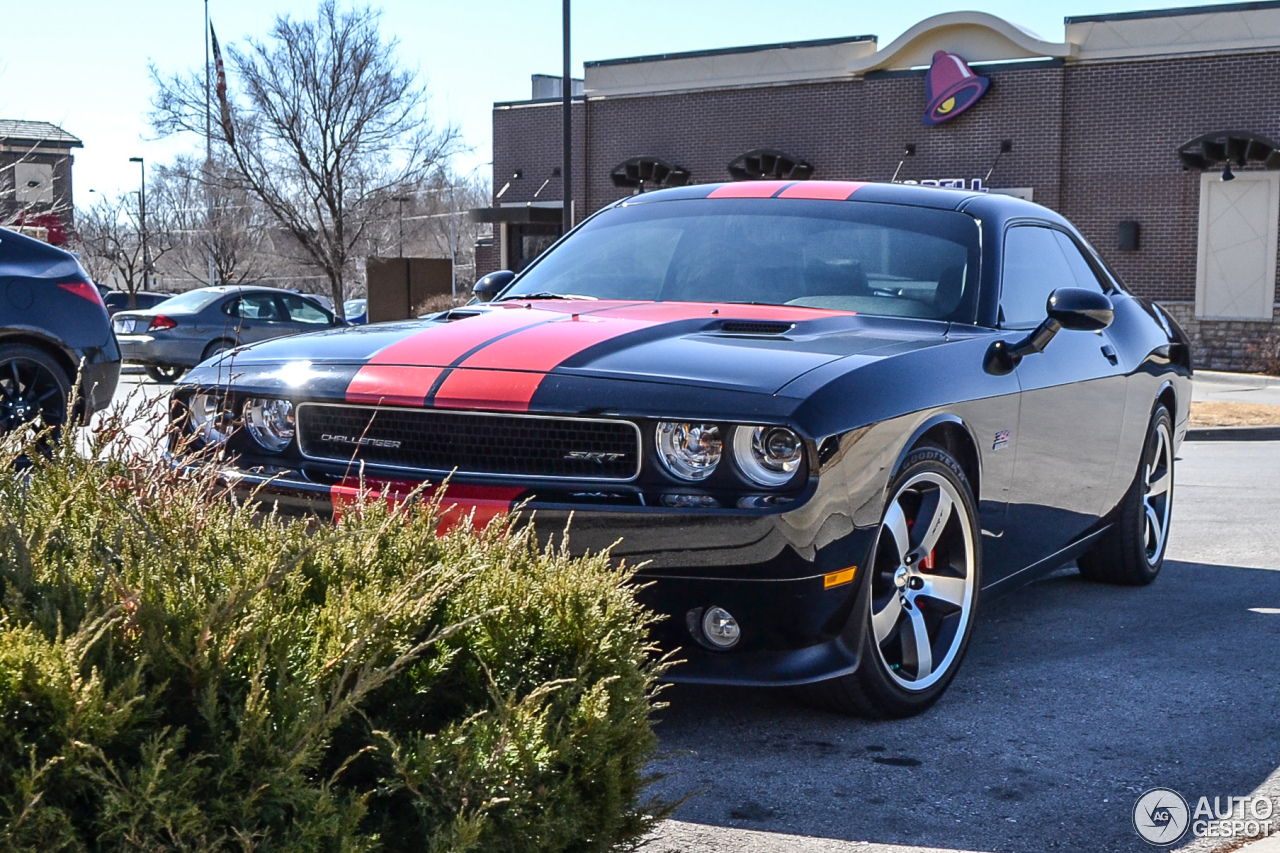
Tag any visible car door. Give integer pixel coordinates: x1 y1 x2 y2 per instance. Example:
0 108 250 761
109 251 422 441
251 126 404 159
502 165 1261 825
279 293 339 334
998 224 1129 573
234 292 292 344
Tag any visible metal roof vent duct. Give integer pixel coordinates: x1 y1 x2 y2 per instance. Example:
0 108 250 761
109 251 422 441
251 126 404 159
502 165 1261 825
728 148 814 181
610 156 692 190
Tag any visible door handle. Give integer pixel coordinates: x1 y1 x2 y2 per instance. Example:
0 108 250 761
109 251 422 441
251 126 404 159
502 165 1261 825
1101 344 1118 365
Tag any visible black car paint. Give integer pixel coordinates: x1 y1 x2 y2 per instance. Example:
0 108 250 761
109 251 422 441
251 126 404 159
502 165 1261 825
0 227 121 415
171 183 1193 687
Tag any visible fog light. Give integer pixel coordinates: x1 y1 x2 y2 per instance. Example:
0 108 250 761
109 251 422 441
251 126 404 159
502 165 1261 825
701 606 741 649
243 398 295 452
660 493 720 508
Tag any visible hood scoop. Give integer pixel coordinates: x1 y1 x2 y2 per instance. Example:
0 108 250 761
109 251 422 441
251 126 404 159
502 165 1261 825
716 320 796 336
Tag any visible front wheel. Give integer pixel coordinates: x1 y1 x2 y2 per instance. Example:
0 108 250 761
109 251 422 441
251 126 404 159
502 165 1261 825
1078 405 1174 585
800 446 981 718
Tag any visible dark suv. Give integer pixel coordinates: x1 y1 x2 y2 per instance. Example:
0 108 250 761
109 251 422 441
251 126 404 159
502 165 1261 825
0 227 121 433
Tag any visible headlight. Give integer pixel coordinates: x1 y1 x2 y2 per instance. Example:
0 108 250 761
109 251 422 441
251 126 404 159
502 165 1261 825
655 422 722 481
187 392 234 446
733 425 804 487
243 398 295 452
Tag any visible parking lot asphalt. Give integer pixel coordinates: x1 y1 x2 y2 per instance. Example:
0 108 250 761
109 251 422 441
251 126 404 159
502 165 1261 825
645 436 1280 853
105 373 1280 853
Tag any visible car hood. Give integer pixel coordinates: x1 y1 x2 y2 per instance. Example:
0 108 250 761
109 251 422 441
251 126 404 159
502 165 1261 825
193 299 951 396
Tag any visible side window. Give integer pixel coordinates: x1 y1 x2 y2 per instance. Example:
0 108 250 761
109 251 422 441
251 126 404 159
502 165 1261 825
1052 232 1106 294
238 293 283 321
1000 226 1078 329
281 294 333 325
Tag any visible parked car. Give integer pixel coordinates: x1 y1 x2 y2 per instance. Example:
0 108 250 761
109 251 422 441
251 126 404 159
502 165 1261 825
343 298 367 324
168 182 1192 717
114 286 343 383
0 226 121 433
103 290 174 317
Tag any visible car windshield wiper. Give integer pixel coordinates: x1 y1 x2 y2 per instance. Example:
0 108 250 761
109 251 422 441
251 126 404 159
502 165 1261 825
497 291 598 302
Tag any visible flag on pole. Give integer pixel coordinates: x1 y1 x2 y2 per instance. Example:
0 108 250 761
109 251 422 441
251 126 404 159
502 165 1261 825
210 23 235 146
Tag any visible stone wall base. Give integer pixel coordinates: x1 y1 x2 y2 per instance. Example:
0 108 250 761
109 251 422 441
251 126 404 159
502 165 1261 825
1158 302 1280 372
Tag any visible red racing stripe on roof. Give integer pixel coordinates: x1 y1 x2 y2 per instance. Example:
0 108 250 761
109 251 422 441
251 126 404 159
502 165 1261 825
706 181 794 198
776 181 869 200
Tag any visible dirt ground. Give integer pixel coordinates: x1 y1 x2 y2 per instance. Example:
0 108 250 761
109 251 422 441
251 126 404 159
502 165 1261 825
1189 401 1280 427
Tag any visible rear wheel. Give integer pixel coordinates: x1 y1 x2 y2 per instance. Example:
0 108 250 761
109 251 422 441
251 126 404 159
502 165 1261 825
800 446 981 718
202 339 234 362
0 344 71 437
1078 405 1174 585
145 364 184 384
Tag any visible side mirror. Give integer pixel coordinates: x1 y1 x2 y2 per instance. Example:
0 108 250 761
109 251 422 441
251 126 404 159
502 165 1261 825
985 288 1115 375
473 270 516 303
1047 287 1114 332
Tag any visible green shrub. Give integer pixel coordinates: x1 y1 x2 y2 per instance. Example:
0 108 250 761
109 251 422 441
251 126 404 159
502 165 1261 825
0 419 667 852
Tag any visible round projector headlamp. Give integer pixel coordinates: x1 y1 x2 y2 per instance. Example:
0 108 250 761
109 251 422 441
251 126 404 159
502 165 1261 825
656 422 722 481
187 392 234 446
243 398 295 452
734 425 804 487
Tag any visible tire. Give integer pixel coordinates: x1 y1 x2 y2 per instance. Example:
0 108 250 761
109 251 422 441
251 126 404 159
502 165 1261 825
0 343 72 435
800 445 982 718
1078 405 1174 586
202 339 234 362
145 364 184 384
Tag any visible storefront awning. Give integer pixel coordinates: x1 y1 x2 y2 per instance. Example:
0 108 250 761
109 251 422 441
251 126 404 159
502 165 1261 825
728 148 814 181
610 156 691 189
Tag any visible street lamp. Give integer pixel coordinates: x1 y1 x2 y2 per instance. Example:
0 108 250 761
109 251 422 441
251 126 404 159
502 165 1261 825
128 157 150 290
392 195 410 257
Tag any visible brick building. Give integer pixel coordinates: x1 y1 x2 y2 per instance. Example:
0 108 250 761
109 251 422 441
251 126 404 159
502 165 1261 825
475 1 1280 370
0 120 81 246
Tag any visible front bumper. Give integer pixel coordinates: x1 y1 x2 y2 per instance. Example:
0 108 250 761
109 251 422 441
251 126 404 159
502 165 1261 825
198 464 878 686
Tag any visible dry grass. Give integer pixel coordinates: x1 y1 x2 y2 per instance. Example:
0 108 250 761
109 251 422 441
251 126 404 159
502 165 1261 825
1189 401 1280 427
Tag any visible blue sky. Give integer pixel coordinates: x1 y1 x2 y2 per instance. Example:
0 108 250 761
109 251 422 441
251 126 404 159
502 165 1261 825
0 0 1241 204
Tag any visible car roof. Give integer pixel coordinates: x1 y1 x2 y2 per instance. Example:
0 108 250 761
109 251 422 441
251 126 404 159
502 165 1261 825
613 179 1068 224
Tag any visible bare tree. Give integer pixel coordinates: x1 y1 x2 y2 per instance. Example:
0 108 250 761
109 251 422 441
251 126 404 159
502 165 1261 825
74 191 172 305
150 1 459 318
152 155 269 288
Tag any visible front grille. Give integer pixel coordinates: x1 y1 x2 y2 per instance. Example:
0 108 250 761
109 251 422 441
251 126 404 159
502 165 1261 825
296 404 641 481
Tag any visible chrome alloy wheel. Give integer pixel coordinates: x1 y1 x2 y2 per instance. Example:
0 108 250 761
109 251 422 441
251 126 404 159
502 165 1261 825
869 471 976 692
1142 420 1174 565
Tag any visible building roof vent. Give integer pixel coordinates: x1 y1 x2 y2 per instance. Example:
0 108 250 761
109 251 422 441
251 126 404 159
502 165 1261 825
1178 131 1280 172
610 156 692 189
728 148 814 181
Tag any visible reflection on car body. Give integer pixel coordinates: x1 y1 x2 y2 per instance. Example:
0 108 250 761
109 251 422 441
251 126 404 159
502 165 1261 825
168 182 1192 717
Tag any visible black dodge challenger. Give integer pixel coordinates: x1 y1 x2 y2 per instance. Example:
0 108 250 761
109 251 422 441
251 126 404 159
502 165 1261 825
170 181 1191 717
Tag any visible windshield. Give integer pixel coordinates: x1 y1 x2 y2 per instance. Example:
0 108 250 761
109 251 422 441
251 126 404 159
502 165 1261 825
503 198 982 322
153 289 224 313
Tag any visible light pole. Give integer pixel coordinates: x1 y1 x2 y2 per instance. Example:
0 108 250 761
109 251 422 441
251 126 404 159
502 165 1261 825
128 157 150 291
392 195 410 257
562 0 572 235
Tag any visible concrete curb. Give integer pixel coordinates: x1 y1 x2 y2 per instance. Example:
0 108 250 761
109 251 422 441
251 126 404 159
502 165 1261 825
1185 426 1280 441
1195 371 1280 389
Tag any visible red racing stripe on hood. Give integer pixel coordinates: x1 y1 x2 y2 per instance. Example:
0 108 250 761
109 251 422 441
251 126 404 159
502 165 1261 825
429 300 848 411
